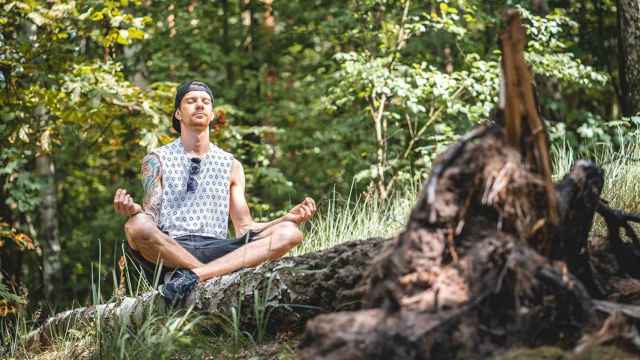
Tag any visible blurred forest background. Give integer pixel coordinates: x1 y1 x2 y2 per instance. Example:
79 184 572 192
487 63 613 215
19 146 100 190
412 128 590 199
1 0 639 319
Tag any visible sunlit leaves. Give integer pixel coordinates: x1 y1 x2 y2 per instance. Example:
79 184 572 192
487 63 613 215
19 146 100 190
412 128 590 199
0 221 36 252
80 3 151 47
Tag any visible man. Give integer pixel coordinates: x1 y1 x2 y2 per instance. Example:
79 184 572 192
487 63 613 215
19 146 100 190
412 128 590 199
113 80 316 304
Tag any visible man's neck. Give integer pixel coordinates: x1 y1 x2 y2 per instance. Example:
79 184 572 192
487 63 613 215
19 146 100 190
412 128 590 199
180 128 210 157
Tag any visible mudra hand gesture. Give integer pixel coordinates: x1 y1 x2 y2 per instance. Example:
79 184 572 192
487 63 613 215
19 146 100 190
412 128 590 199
113 188 143 217
284 197 317 225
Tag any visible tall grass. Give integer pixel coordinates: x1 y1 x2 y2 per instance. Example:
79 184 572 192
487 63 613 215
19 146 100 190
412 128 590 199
553 139 640 210
95 306 202 360
299 135 640 258
552 137 640 234
0 246 203 360
295 183 419 255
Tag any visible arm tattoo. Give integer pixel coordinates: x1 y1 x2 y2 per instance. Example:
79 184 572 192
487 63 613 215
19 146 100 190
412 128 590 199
141 153 163 224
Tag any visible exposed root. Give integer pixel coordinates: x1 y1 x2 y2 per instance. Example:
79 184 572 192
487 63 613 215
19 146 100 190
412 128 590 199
596 201 640 279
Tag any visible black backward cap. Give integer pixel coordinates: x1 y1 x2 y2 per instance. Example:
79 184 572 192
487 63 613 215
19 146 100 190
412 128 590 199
172 80 214 133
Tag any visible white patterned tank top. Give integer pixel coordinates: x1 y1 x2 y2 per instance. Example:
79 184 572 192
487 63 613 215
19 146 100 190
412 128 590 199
151 139 234 239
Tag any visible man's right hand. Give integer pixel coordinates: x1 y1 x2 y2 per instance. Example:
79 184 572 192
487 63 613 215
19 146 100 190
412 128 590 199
113 188 143 217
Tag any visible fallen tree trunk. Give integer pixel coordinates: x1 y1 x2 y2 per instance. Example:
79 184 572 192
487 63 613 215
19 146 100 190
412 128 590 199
26 236 388 348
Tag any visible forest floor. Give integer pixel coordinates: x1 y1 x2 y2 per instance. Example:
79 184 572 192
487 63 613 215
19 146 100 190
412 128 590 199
6 140 640 359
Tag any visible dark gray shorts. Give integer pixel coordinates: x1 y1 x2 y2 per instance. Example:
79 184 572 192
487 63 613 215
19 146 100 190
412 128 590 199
126 229 262 282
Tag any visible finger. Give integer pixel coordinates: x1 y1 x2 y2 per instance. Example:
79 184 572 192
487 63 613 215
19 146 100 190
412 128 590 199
126 195 136 213
119 190 129 208
114 189 124 213
117 190 129 214
306 197 316 212
113 189 121 209
117 189 126 205
114 189 123 203
302 205 311 219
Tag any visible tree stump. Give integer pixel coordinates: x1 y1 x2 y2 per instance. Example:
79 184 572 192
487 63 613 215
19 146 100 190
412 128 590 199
298 124 606 359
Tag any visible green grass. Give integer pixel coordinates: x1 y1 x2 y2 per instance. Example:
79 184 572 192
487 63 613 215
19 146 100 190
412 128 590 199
295 183 418 256
553 137 640 212
552 138 640 234
0 246 204 360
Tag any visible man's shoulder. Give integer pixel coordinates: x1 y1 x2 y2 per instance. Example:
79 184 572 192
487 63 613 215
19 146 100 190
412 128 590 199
150 138 180 157
210 143 235 161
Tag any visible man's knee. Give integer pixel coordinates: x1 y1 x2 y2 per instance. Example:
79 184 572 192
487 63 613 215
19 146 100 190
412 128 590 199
274 221 303 250
124 214 157 249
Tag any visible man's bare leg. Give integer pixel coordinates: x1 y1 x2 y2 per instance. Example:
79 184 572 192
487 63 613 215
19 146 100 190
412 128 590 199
192 221 303 281
124 213 203 269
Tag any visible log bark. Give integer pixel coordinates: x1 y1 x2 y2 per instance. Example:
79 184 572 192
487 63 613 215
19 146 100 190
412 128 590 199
26 237 387 348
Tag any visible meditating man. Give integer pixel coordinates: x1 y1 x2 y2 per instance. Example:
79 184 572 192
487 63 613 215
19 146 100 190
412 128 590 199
113 80 316 304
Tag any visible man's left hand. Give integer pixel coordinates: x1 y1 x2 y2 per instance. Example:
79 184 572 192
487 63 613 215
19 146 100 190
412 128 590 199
284 197 317 225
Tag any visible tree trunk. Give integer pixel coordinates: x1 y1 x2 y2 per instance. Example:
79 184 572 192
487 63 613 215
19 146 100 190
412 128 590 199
26 237 388 348
35 104 62 301
222 0 234 86
35 155 62 300
617 0 640 116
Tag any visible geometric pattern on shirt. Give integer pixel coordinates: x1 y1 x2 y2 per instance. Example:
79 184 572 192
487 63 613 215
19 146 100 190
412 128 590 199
152 138 234 239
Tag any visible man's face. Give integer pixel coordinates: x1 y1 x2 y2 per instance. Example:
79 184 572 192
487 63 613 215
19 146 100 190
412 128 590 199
175 90 214 132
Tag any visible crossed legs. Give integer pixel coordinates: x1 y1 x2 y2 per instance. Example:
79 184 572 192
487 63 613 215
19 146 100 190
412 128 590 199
124 213 303 282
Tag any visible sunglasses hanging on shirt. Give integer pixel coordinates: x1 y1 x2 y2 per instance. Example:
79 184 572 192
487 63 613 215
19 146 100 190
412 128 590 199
186 158 201 193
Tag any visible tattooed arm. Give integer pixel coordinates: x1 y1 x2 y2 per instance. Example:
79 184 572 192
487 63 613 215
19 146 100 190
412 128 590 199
141 153 163 224
113 153 163 220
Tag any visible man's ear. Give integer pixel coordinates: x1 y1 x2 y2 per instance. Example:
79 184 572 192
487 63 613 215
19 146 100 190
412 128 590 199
175 109 181 120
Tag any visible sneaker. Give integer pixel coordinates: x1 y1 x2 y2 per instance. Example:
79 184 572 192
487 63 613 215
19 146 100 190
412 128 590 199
161 268 199 306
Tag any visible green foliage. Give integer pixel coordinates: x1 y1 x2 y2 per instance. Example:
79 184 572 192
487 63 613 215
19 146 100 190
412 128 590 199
0 282 23 307
0 148 41 214
320 2 608 197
